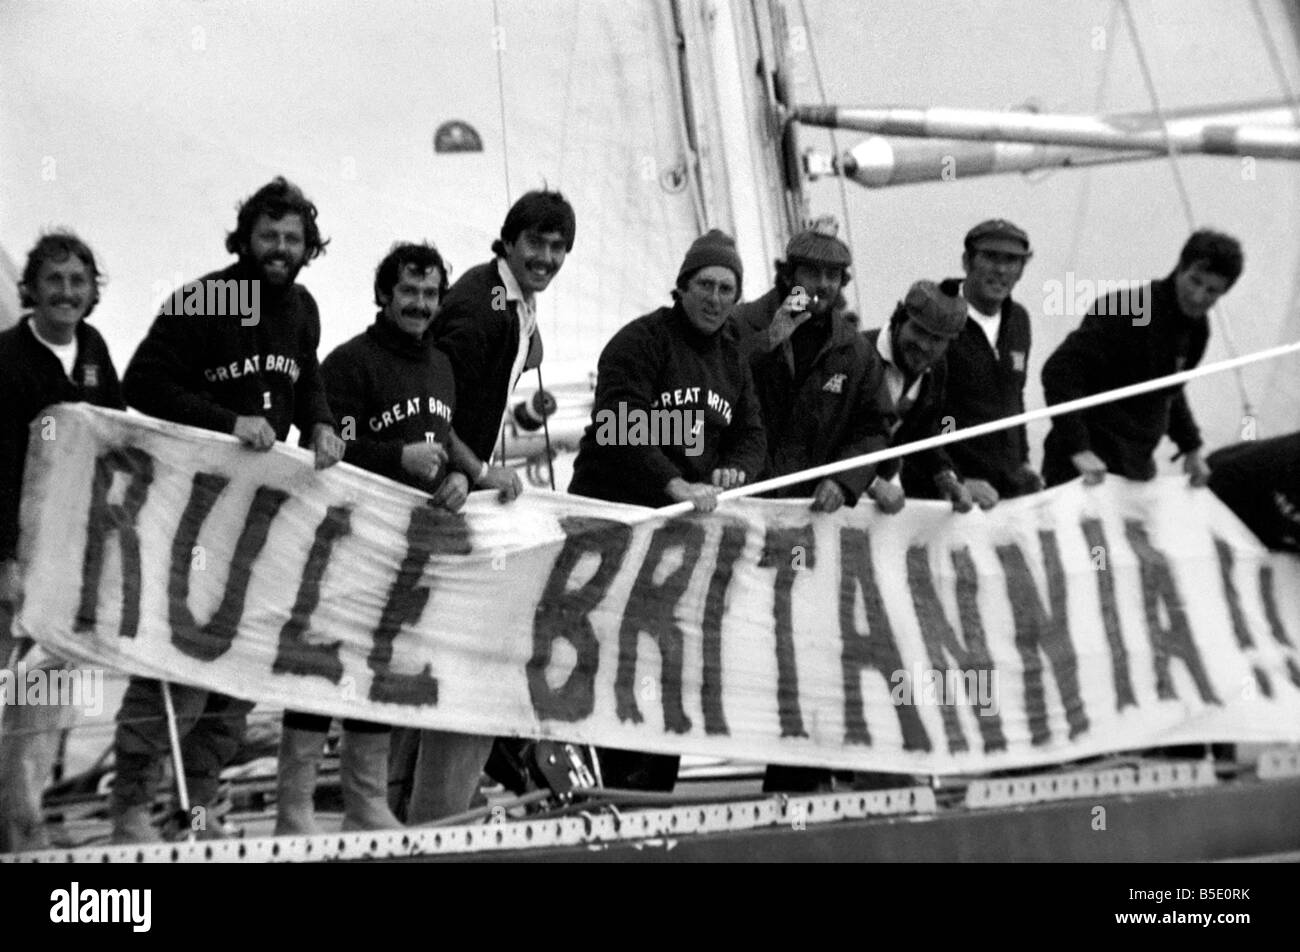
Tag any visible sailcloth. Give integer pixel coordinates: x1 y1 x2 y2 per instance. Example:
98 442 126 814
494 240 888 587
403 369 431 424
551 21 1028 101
18 405 1300 774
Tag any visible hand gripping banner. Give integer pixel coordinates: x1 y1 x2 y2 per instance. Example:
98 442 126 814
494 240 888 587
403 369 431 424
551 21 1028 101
17 405 1300 772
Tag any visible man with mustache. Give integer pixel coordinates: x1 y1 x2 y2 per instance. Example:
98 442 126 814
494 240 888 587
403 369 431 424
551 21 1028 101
109 177 346 843
736 217 892 517
906 220 1041 509
1042 229 1243 487
399 191 575 822
0 231 123 852
865 280 975 515
276 241 483 835
735 218 898 795
431 189 575 486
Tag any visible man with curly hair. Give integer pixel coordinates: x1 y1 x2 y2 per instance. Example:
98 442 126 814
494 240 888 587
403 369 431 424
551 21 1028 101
108 177 345 843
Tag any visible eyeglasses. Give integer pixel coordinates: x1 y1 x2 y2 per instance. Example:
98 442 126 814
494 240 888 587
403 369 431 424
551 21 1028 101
688 277 737 300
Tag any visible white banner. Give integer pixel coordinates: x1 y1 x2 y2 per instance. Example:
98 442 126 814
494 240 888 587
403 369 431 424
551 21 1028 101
18 404 1300 772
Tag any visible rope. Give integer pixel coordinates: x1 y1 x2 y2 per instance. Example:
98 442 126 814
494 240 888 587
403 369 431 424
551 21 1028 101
649 338 1300 519
1064 0 1122 269
1249 0 1300 394
1119 0 1254 420
1250 0 1300 127
491 0 513 208
536 366 556 490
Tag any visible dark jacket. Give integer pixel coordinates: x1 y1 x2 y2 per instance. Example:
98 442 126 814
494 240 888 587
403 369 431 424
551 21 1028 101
314 316 456 489
123 259 334 440
740 293 891 504
0 317 124 560
936 284 1033 495
430 259 542 462
1042 274 1207 484
569 302 767 507
1207 431 1300 553
863 324 955 490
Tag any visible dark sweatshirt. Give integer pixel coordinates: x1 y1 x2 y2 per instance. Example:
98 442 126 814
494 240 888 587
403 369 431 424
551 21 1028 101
0 317 124 560
1042 274 1207 484
938 284 1033 495
314 316 456 489
431 259 542 462
569 302 767 507
740 298 892 505
123 259 334 440
1207 431 1300 553
864 323 956 490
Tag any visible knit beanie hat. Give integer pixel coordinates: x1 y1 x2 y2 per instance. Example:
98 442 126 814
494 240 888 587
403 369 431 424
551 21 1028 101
677 229 743 294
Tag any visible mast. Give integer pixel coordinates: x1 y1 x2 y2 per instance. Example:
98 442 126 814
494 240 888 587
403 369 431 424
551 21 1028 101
673 0 799 283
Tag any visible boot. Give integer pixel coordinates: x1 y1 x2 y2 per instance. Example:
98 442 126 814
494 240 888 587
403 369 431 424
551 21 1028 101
340 730 403 832
109 801 159 845
274 727 326 836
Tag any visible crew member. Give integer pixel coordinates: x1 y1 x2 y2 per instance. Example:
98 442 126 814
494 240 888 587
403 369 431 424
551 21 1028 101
569 228 766 791
909 219 1042 508
1041 230 1243 486
0 231 123 852
402 192 575 822
109 178 345 843
736 217 892 513
866 280 975 514
276 242 481 835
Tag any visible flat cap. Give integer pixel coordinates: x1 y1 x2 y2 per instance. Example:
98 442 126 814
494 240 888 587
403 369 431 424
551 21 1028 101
964 218 1032 257
785 215 852 268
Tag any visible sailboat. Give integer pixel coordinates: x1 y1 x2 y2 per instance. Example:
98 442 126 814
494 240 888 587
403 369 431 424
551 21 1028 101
2 0 1299 863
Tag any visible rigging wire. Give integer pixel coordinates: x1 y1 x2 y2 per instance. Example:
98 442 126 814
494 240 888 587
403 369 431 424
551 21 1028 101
1119 0 1254 421
491 0 513 209
1064 0 1122 269
796 0 864 320
1250 0 1300 127
1248 0 1300 422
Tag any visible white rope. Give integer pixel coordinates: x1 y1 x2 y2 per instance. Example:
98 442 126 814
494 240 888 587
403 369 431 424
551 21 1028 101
491 0 513 208
649 337 1300 519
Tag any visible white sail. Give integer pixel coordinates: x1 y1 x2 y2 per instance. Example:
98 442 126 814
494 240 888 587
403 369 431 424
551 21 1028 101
0 242 19 331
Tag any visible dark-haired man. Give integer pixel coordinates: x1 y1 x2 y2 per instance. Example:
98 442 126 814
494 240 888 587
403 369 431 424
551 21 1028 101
276 241 489 835
735 217 891 514
0 231 123 851
908 220 1041 509
408 190 575 817
431 189 575 485
109 177 346 843
1042 229 1244 486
